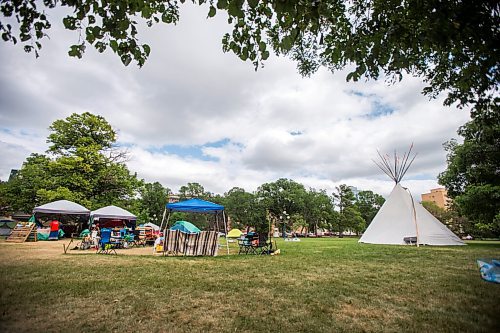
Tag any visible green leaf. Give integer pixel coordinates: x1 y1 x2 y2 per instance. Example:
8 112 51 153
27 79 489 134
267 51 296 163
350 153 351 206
20 33 31 42
143 44 151 56
208 6 216 18
227 0 244 18
162 12 173 23
63 17 76 30
217 0 228 9
248 0 259 9
95 42 106 53
121 54 132 66
92 26 102 38
86 32 96 44
110 40 118 52
281 36 293 52
68 45 79 57
142 6 152 19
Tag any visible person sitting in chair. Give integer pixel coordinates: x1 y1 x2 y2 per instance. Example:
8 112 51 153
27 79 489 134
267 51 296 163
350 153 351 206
90 225 100 248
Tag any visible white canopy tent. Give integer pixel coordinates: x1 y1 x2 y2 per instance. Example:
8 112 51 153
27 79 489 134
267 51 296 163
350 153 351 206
142 222 160 231
33 200 91 236
91 205 137 230
91 205 136 220
33 200 90 215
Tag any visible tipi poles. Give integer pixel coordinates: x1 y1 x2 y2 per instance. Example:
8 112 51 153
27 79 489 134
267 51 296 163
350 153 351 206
373 144 417 183
398 144 417 181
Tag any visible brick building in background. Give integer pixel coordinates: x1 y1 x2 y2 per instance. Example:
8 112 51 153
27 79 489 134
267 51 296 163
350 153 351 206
421 188 450 210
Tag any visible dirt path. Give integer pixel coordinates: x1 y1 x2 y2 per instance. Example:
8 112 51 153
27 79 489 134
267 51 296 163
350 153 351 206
0 239 156 261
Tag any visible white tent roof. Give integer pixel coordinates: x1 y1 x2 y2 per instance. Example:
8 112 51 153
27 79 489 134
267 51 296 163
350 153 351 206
33 200 90 215
142 222 160 231
359 183 465 246
91 205 136 220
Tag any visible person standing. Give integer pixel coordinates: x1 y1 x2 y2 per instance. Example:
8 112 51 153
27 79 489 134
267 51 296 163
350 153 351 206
49 219 60 240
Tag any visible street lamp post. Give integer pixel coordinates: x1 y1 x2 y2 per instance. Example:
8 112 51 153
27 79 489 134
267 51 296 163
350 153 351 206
280 210 290 240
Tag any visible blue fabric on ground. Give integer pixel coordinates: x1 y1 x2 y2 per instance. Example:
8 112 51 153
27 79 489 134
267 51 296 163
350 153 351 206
477 259 500 284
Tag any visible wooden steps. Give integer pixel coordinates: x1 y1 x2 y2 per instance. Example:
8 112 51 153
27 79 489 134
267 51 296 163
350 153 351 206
6 223 37 243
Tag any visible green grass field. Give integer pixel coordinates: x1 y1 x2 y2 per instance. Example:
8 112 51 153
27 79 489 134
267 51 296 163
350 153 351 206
1 238 499 332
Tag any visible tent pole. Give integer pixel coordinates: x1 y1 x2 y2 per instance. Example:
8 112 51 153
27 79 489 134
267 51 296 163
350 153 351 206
268 210 272 243
214 213 221 254
161 212 171 257
159 208 167 231
215 214 220 234
164 212 171 232
222 211 229 255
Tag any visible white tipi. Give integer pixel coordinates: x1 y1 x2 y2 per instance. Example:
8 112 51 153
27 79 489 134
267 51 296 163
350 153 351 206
359 146 465 246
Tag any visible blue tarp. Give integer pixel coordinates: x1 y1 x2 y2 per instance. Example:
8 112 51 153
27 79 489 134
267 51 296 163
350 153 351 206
166 199 224 214
477 259 500 284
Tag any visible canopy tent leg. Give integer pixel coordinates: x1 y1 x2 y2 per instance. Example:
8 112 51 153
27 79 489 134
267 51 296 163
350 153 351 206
222 211 229 255
161 212 172 257
215 214 220 234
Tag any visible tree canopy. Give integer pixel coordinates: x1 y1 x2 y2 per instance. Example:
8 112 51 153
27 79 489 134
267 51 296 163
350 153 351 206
438 107 500 237
47 112 116 156
1 1 497 113
136 181 171 224
355 190 385 227
1 112 141 212
332 184 364 236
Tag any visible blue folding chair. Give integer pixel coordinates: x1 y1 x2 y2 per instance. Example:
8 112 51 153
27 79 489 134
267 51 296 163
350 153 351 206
97 228 120 255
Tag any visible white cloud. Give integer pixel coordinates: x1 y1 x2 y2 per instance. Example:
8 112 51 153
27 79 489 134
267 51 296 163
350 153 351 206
0 5 470 197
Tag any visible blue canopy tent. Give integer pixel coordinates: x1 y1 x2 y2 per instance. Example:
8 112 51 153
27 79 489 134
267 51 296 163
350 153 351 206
159 198 229 254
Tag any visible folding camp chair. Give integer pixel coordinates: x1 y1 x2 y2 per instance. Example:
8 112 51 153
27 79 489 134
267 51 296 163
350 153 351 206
97 228 120 255
254 233 272 254
132 229 146 247
238 233 256 255
238 233 272 255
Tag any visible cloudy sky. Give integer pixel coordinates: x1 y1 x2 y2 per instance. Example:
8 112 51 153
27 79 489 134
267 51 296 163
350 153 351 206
0 5 470 198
